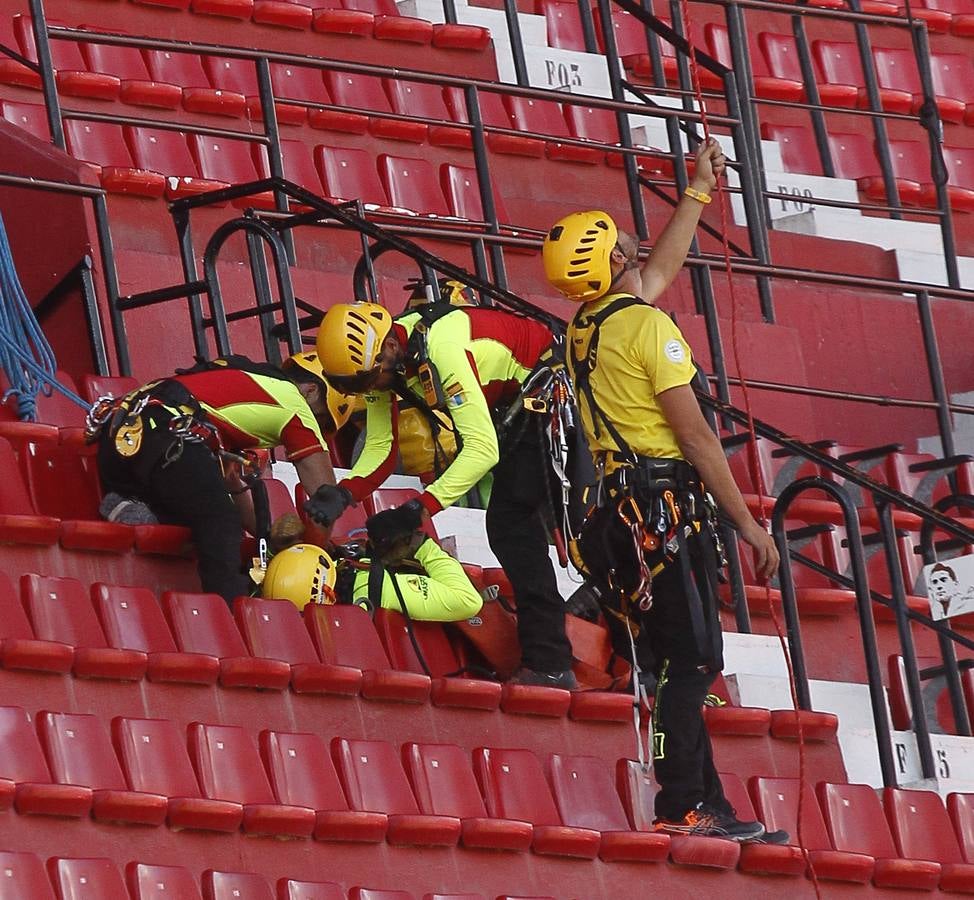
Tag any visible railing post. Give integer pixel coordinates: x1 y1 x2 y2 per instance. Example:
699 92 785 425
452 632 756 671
915 289 956 458
791 15 835 178
502 0 530 86
255 56 295 264
27 0 65 150
78 257 109 377
173 208 210 359
91 193 130 375
770 516 813 710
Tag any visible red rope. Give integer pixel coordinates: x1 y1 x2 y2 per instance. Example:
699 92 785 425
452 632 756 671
671 4 820 890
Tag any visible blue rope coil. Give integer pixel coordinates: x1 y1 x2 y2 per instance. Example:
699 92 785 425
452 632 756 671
0 211 87 420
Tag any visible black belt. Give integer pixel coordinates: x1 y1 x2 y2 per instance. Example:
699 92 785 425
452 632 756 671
603 456 702 494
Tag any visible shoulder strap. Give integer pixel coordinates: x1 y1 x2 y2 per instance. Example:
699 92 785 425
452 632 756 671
570 296 645 462
174 354 290 382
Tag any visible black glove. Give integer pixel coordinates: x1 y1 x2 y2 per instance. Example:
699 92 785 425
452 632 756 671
367 499 425 560
304 484 354 526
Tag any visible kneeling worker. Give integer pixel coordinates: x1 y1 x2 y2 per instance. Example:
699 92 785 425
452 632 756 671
544 138 780 840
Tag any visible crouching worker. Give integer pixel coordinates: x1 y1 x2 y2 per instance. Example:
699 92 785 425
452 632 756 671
89 352 348 604
260 524 483 622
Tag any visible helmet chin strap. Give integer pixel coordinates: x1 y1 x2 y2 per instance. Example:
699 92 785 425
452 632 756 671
605 246 640 295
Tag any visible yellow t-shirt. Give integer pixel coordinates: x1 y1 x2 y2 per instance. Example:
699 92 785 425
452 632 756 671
567 293 696 469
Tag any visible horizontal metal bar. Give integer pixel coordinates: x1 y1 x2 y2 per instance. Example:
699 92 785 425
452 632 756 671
60 108 270 144
0 171 106 197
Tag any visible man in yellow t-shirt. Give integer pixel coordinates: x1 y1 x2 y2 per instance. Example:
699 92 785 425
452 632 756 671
544 138 780 842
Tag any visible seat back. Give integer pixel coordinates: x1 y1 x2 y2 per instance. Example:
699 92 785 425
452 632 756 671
39 711 128 791
1 100 50 141
162 590 250 657
473 747 561 826
79 374 139 404
548 754 631 831
112 717 204 798
127 862 204 900
22 573 108 648
203 870 274 900
348 891 414 900
886 139 929 183
749 776 832 850
92 583 179 653
0 705 58 783
827 131 879 181
378 154 450 216
873 46 922 94
277 881 345 900
818 781 899 857
32 370 85 428
255 138 323 194
943 146 974 191
384 78 449 122
189 134 258 184
22 442 103 519
504 96 571 140
0 851 56 899
144 49 210 88
315 145 389 206
884 787 965 863
930 53 974 104
813 40 866 86
260 730 351 811
65 120 136 170
189 723 277 804
81 36 152 81
439 163 509 223
539 0 587 51
759 32 802 81
323 71 392 114
717 770 759 820
402 742 488 818
48 857 129 900
202 56 259 94
374 610 461 678
234 596 320 664
0 436 42 515
760 123 824 176
0 570 39 640
948 793 974 863
305 603 393 670
126 126 199 178
442 87 513 130
332 737 421 815
271 62 327 103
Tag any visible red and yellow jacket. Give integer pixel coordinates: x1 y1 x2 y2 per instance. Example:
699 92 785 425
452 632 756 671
341 308 551 514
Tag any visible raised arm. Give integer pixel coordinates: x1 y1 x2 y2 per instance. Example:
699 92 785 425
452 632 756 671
640 137 726 303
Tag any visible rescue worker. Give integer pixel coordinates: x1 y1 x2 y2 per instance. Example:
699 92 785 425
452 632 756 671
544 137 781 840
93 351 348 604
304 299 577 688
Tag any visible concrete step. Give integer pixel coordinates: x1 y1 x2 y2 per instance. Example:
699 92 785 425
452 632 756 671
726 168 862 227
775 207 949 254
891 730 974 797
894 247 974 289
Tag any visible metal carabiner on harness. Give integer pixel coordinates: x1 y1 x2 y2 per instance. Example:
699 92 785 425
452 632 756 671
616 496 654 611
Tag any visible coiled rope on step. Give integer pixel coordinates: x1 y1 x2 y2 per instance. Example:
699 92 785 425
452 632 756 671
0 212 87 419
672 3 819 890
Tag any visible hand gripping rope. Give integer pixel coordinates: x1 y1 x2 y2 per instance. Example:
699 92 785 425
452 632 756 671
674 1 818 885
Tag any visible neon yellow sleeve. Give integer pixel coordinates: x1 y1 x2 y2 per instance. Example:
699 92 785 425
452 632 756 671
350 540 483 622
423 321 500 511
342 390 399 501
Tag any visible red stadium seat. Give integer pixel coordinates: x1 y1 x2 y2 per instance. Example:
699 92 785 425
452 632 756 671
203 870 275 900
80 32 182 109
188 133 274 208
704 23 802 101
191 0 255 21
64 119 166 198
22 573 147 679
0 851 57 899
819 781 941 889
126 126 229 200
760 123 824 176
0 100 50 141
0 705 91 817
13 15 120 101
827 131 923 206
265 63 331 126
234 596 362 693
813 41 913 114
277 881 345 900
919 145 974 213
114 716 243 832
162 590 291 689
314 145 394 209
378 154 452 217
538 0 587 50
29 369 87 430
305 603 431 702
873 46 964 123
887 653 974 733
79 374 139 403
0 15 42 89
343 0 433 43
402 742 533 851
443 87 544 157
0 437 60 544
384 79 469 148
548 754 671 862
348 891 414 900
48 858 129 900
144 50 247 117
312 0 376 37
0 571 72 672
439 163 511 224
884 787 974 891
37 711 168 825
917 0 974 35
758 32 858 107
252 0 313 28
948 793 974 863
188 722 315 837
127 863 204 900
323 71 425 142
260 730 387 841
503 96 603 164
374 609 501 710
472 747 601 858
92 582 220 684
254 138 325 196
749 776 874 882
332 737 462 845
21 442 136 552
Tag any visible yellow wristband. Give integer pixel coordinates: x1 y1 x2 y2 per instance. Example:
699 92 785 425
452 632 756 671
684 186 712 205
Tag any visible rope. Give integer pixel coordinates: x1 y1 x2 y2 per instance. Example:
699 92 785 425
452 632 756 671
672 4 819 887
0 211 87 420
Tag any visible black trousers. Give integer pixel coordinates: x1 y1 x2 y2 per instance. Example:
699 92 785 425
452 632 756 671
636 535 732 822
485 416 572 673
98 428 248 603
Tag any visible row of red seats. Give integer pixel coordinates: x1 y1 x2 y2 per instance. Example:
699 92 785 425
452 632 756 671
763 122 974 211
0 851 536 899
888 651 974 733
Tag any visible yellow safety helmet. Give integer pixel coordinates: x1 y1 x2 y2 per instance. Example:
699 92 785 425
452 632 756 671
542 210 619 302
282 351 353 435
405 277 477 310
315 302 394 394
261 543 338 610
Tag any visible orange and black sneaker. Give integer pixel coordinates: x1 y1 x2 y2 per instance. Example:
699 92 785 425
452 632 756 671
653 804 766 842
